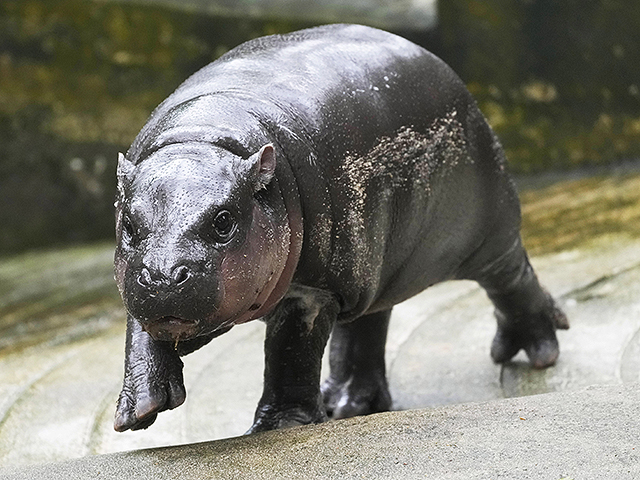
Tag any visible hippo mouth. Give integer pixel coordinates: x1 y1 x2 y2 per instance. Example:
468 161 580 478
143 316 200 342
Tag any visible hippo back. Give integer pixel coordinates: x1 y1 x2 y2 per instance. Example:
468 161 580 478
126 24 519 320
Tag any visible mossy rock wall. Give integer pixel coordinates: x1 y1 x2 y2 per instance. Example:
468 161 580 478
0 0 312 253
439 0 640 172
0 0 639 253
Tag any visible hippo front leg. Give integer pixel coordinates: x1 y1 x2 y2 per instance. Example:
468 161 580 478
248 288 339 433
114 314 186 431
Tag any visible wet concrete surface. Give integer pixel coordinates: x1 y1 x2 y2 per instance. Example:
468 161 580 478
2 383 638 479
1 172 640 476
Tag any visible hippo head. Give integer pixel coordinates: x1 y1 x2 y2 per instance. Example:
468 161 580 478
114 142 295 342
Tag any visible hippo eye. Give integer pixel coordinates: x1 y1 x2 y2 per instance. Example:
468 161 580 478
213 210 236 240
122 214 135 241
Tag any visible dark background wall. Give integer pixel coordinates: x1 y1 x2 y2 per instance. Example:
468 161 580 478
439 0 640 172
0 0 638 254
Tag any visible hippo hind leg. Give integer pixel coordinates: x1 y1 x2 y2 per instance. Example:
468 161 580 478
473 238 569 368
321 309 392 419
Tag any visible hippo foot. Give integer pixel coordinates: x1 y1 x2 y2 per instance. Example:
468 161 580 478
114 349 186 432
491 302 569 369
321 371 392 420
247 400 328 434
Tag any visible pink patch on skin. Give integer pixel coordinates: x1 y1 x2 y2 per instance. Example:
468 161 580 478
237 198 303 323
217 203 291 325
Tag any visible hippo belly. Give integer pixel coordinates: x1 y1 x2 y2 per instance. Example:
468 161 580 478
113 24 568 433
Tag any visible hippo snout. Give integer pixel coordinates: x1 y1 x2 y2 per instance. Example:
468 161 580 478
137 263 194 290
123 256 222 338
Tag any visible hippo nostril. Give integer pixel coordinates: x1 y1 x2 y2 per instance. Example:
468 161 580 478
137 268 152 287
172 265 192 286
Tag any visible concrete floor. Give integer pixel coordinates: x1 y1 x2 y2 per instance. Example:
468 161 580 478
1 172 640 477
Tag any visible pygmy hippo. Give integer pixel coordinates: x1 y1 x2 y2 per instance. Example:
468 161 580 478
113 24 568 433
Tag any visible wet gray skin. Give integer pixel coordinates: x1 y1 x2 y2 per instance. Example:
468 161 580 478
113 24 568 433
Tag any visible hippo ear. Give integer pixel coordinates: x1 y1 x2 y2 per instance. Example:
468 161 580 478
117 152 135 184
249 144 276 191
116 153 135 207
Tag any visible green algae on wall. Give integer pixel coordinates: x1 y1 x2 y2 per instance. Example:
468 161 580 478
1 0 639 254
439 0 640 172
0 0 311 254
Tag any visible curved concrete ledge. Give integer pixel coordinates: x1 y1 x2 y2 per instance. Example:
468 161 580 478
2 383 638 479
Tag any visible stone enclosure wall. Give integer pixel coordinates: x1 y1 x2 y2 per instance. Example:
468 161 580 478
0 0 638 253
